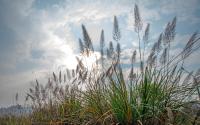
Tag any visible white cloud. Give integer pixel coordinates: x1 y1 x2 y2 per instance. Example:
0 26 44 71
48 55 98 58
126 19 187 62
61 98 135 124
160 0 200 23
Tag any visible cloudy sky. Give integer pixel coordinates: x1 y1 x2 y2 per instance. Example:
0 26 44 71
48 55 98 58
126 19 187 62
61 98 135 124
0 0 200 107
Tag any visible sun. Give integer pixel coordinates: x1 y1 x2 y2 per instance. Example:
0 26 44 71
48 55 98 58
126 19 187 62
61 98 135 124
51 35 100 71
59 46 101 70
78 50 101 70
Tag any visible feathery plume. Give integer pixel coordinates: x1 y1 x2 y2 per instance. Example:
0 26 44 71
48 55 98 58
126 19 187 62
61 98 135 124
66 68 71 80
40 85 46 101
64 74 66 83
157 33 162 53
72 69 75 78
35 79 40 92
147 51 155 64
150 55 157 68
25 95 29 102
113 16 121 42
59 70 62 83
151 42 158 53
100 29 105 50
163 17 176 46
116 43 121 61
106 48 111 59
100 30 105 67
29 88 34 94
53 72 57 82
109 41 114 55
129 67 136 80
79 38 84 53
160 48 168 65
15 93 18 104
82 24 94 51
143 23 150 43
140 61 144 73
53 86 59 97
170 17 176 41
163 22 171 46
76 57 84 70
59 87 64 97
151 34 162 54
82 71 88 82
76 65 80 74
134 4 143 33
131 50 137 65
182 32 198 59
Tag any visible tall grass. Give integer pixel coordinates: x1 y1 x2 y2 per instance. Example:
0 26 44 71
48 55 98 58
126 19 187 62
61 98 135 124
28 5 200 125
2 4 200 125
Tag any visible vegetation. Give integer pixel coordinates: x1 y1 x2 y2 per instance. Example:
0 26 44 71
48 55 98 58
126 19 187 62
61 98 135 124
0 115 31 125
1 4 200 125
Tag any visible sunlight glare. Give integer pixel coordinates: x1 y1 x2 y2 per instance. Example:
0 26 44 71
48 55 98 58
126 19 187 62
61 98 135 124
79 51 101 70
